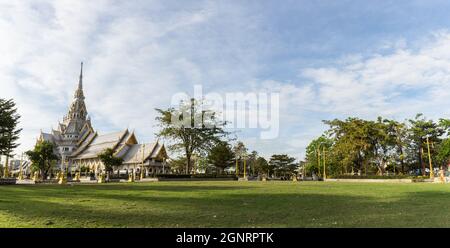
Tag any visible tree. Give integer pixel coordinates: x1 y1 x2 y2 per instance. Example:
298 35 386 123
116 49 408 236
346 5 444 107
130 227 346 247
383 119 408 173
324 118 375 175
269 154 297 177
305 135 334 176
308 114 449 177
371 117 395 175
254 157 270 176
436 138 450 167
0 99 22 172
248 150 258 176
207 141 235 174
438 118 450 136
408 114 443 175
232 141 248 175
196 155 215 174
25 140 58 180
169 156 188 174
233 141 247 158
98 148 123 180
435 118 450 169
155 98 228 174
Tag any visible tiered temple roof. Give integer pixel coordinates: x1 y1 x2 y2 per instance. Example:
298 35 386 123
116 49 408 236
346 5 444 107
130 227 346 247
37 63 167 168
71 129 166 164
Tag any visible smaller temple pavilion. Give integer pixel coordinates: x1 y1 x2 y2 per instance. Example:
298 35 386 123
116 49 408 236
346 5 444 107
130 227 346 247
37 63 169 178
70 129 169 177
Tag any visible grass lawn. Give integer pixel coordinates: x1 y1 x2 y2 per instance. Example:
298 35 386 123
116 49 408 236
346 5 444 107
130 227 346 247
0 181 449 227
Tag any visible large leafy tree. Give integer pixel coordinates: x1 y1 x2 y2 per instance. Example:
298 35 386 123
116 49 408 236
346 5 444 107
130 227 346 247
25 140 58 180
435 118 450 168
305 135 334 176
155 98 228 174
438 118 450 136
408 114 443 175
0 99 22 169
168 156 188 174
308 114 450 177
196 155 215 174
370 117 395 175
98 148 123 180
436 138 450 167
383 119 408 173
233 141 247 157
247 150 258 176
233 141 248 175
254 157 270 176
324 117 410 175
269 154 297 177
324 118 375 175
207 141 235 174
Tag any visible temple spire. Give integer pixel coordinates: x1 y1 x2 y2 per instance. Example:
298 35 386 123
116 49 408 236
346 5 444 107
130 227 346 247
74 62 85 99
78 62 83 90
65 62 88 125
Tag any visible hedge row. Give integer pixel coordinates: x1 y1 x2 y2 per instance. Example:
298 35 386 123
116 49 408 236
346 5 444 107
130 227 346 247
155 174 237 179
192 174 237 179
330 174 427 179
0 178 16 185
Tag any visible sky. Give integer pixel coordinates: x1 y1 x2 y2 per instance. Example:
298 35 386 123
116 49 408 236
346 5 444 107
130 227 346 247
3 0 450 160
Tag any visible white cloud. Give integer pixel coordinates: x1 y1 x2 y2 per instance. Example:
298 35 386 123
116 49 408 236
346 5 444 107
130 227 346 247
3 1 450 162
0 1 273 157
251 31 450 159
301 31 450 121
0 0 217 154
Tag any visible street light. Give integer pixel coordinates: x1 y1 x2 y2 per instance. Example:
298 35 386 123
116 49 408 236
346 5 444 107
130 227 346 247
243 154 248 178
140 144 145 180
426 136 434 180
323 146 326 179
317 142 327 179
316 146 321 177
58 156 67 184
3 155 10 178
235 156 239 177
18 152 24 180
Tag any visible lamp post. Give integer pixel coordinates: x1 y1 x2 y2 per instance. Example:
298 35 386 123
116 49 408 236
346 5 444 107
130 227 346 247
58 156 67 184
18 153 24 180
162 158 166 174
316 142 327 180
243 156 247 178
235 157 239 177
302 161 305 180
426 136 434 179
316 146 321 177
140 144 145 180
323 146 326 179
3 155 10 178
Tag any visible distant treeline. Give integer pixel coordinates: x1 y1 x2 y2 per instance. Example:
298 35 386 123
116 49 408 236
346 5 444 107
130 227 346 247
305 114 450 177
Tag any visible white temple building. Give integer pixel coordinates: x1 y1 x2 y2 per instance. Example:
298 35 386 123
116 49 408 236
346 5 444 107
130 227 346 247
37 63 169 177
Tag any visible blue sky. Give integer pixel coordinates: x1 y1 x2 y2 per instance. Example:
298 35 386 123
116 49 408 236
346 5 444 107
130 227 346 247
2 1 450 159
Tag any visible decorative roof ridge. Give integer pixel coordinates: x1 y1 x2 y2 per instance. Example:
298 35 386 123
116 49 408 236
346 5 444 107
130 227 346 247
151 143 168 160
111 129 129 152
77 126 94 146
143 142 159 161
71 131 98 157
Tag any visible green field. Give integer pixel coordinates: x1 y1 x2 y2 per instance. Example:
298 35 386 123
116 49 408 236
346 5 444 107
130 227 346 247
0 181 449 227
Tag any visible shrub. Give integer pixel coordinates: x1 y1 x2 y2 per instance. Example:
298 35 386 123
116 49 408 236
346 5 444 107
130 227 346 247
191 174 237 179
156 174 191 179
155 174 238 179
330 174 414 179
